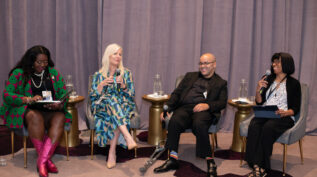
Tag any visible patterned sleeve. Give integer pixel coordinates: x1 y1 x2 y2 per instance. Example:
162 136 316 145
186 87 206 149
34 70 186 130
50 67 72 124
120 69 135 100
52 69 67 107
2 69 25 107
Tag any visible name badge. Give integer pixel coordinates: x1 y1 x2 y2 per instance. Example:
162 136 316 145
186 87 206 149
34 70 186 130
203 90 207 99
42 91 53 101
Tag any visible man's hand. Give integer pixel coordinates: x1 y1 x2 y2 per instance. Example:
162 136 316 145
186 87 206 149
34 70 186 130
160 112 171 121
193 103 209 112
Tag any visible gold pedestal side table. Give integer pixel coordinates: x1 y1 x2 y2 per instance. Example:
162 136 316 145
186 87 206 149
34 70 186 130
228 99 253 152
142 95 170 145
60 95 85 147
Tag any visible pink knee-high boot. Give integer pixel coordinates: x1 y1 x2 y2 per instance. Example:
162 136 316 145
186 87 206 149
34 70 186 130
30 138 48 177
30 137 58 174
43 136 58 173
37 137 59 177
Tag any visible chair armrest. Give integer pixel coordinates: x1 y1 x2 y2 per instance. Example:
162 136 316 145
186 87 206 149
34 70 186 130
85 99 95 130
277 113 306 144
130 103 141 129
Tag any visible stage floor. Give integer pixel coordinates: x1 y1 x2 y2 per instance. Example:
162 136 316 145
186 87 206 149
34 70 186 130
0 130 316 177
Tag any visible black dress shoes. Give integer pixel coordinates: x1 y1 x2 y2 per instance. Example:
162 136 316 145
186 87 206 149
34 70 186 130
153 158 179 173
207 158 217 177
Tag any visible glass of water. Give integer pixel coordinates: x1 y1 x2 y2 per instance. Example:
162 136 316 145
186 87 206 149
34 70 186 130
65 75 76 96
0 157 7 166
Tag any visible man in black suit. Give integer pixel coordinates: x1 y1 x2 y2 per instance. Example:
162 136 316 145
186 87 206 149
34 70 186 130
154 53 228 174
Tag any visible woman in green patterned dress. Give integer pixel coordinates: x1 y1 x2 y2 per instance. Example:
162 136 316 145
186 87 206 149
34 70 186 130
0 45 71 177
90 43 137 169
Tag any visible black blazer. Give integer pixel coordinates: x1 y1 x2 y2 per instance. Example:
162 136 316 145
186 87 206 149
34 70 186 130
166 72 228 120
258 75 301 117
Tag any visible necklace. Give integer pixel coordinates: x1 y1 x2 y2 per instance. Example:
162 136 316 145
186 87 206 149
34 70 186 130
31 72 44 88
34 70 45 77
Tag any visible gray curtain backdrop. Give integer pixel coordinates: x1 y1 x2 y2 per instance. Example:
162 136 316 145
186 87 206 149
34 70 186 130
1 0 316 135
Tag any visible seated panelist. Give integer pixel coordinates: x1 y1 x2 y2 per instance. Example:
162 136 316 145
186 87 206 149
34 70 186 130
245 52 301 177
89 43 137 169
153 53 228 175
0 45 72 177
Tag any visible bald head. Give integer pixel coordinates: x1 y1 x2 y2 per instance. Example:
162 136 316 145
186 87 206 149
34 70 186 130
199 53 216 78
200 53 216 62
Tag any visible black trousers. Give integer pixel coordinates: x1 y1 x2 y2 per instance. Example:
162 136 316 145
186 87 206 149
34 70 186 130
166 104 214 158
244 117 294 170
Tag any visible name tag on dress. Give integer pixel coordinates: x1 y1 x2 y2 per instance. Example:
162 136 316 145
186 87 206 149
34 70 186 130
203 90 207 99
42 91 53 101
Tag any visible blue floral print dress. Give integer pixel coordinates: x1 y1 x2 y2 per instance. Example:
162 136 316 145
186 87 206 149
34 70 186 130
89 68 136 148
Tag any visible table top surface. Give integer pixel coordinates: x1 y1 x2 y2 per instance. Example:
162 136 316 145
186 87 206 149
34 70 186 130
67 95 85 104
142 94 170 102
228 99 254 108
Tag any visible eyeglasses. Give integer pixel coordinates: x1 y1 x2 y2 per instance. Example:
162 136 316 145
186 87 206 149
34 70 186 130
199 61 215 66
35 60 49 65
272 59 281 64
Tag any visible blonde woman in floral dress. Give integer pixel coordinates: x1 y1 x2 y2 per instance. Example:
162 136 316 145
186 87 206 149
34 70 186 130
90 43 137 169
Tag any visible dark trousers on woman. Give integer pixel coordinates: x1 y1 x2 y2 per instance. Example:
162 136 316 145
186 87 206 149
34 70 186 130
165 104 214 158
245 117 294 170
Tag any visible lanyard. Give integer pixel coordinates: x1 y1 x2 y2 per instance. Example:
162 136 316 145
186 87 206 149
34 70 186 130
266 76 287 100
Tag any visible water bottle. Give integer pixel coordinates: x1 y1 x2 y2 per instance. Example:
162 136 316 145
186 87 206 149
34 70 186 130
239 79 248 101
153 74 162 96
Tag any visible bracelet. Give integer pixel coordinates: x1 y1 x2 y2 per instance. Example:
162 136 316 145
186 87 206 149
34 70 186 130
26 97 31 104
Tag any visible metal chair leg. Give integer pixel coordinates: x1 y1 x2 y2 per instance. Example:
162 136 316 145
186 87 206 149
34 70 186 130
210 133 215 158
65 131 69 161
240 137 246 167
91 129 94 160
132 128 137 158
23 136 27 168
215 133 218 148
283 144 287 176
299 139 304 164
11 131 14 158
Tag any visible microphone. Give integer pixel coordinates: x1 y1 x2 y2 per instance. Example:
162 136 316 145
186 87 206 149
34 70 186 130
163 105 168 118
116 69 121 89
259 70 271 94
162 105 169 129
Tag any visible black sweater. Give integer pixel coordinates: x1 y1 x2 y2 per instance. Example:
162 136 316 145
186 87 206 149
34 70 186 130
257 75 301 119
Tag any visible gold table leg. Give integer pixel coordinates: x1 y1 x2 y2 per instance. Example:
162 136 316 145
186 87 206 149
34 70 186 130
231 107 251 152
60 103 80 147
147 102 166 145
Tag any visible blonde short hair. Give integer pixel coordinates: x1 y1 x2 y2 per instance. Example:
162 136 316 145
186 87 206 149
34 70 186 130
99 43 124 77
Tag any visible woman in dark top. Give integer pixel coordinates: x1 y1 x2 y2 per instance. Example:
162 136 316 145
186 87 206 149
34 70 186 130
0 45 72 177
245 52 301 177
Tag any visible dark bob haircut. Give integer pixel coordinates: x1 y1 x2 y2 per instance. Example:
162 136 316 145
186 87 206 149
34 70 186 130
270 52 295 75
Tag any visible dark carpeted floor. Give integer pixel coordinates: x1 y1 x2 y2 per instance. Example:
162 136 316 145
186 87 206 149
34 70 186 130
0 126 292 177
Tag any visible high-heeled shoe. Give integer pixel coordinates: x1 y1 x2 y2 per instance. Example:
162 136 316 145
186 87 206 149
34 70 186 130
43 136 58 173
207 158 217 177
46 150 58 173
106 162 116 169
